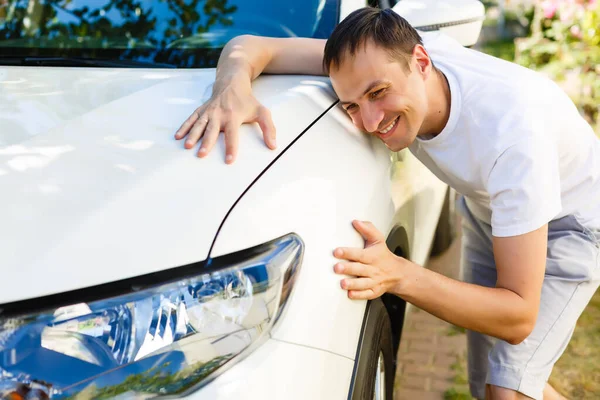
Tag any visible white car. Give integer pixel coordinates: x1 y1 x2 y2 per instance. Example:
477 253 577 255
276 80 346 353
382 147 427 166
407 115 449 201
0 0 483 399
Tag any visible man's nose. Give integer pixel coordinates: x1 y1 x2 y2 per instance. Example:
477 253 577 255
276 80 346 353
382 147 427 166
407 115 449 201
360 105 384 133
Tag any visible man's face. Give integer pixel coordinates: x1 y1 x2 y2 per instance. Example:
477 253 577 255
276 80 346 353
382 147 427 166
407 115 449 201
329 41 429 152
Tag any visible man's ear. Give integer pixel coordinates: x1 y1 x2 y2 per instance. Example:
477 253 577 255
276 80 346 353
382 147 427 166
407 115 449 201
412 44 432 78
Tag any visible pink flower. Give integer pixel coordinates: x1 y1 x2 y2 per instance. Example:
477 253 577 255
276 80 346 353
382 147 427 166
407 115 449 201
570 24 582 38
541 0 559 18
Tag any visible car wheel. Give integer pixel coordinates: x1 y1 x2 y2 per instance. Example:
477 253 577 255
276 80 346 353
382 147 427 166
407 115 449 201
350 299 395 400
430 187 456 256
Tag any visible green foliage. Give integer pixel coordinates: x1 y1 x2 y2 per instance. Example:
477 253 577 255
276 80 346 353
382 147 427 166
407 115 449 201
480 38 516 62
0 0 237 48
514 0 600 131
446 324 467 336
444 347 472 399
60 354 234 399
444 387 473 400
549 290 600 398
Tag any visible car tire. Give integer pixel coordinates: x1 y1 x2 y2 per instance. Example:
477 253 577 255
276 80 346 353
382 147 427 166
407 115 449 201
350 299 395 400
430 187 456 256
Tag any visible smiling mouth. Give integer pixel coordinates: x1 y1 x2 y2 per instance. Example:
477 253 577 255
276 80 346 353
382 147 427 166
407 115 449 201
378 116 399 138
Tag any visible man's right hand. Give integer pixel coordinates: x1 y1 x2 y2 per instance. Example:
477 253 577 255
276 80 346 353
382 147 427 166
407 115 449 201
174 78 276 164
174 35 325 164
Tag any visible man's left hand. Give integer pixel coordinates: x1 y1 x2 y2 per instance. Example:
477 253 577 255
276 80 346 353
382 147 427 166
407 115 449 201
333 220 408 300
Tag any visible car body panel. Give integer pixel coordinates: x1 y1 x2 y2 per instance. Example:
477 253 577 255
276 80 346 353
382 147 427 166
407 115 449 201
389 150 448 266
210 102 447 360
0 0 473 395
187 339 354 400
0 68 335 304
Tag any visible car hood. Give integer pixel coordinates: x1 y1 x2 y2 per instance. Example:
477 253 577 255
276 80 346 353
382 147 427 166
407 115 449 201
0 66 335 304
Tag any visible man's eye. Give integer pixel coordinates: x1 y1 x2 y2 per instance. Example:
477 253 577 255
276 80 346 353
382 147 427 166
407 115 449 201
370 89 384 99
345 104 357 112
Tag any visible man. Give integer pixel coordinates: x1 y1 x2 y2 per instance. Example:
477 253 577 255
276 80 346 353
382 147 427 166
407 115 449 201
175 7 600 400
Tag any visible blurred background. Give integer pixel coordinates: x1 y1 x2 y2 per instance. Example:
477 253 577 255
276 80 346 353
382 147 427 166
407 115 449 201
476 0 599 136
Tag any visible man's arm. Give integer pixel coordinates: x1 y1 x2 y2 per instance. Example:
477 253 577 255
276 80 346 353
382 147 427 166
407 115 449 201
334 220 547 345
399 226 546 344
175 35 326 163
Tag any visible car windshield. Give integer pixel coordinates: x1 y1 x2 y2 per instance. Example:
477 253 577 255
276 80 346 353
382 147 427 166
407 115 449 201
0 0 339 68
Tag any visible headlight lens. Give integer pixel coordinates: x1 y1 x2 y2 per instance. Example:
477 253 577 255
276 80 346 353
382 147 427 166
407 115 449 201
0 234 303 399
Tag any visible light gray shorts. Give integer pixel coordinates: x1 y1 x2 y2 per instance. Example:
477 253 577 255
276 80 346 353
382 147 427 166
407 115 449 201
457 196 600 400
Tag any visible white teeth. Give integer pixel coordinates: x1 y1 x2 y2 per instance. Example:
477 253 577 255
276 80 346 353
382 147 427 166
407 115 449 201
379 117 398 134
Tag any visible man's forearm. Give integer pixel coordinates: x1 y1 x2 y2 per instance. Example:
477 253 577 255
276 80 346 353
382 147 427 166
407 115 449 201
213 35 270 96
213 35 327 97
395 261 536 344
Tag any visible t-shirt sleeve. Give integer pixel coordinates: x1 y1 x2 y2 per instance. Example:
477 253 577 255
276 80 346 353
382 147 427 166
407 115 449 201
486 137 561 237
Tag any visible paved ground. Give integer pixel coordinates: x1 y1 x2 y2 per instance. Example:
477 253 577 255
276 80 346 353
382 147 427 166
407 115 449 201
393 224 468 400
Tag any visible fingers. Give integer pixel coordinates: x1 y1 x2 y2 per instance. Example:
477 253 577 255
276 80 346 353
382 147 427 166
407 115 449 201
347 289 377 300
184 114 210 150
178 99 276 163
257 106 277 149
223 122 239 164
333 261 369 277
335 264 381 300
175 109 201 140
352 220 385 245
333 247 365 262
340 277 376 291
197 118 221 157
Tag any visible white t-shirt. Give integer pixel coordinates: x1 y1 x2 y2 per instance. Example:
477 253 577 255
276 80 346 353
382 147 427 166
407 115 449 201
409 32 600 237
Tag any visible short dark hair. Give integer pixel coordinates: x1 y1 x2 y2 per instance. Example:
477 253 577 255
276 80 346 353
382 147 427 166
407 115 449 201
323 7 423 74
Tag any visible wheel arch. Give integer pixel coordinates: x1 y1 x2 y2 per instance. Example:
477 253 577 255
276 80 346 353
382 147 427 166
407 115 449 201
346 223 411 399
383 224 410 363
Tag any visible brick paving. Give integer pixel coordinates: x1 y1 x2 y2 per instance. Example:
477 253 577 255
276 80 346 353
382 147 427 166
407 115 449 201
394 307 467 399
393 226 468 400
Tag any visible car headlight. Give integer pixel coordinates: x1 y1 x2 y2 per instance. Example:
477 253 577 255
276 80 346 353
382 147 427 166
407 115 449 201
0 234 303 399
